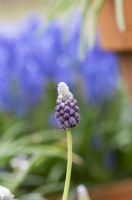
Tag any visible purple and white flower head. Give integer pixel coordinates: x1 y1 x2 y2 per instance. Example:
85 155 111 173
55 82 80 130
0 186 15 200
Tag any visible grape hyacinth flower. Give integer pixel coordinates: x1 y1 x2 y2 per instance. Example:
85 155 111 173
79 45 119 105
55 82 80 130
0 16 119 115
0 186 15 200
55 82 80 200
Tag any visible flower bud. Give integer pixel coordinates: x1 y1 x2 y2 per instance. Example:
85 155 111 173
55 82 80 130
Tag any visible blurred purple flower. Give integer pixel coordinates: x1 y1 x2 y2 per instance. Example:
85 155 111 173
48 112 58 128
0 17 46 115
91 134 103 150
104 151 117 169
0 16 119 115
80 46 119 105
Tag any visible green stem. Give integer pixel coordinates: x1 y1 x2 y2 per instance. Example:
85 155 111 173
62 129 72 200
114 0 125 32
87 0 106 48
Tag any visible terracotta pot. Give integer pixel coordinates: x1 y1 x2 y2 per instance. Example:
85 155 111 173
99 0 132 51
118 53 132 98
48 179 132 200
89 179 132 200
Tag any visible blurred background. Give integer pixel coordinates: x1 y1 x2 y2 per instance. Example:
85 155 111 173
1 0 132 200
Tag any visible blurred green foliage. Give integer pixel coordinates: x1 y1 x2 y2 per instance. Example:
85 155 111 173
1 82 132 199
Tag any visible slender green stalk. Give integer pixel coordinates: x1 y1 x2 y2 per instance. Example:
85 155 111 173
62 129 72 200
87 0 106 48
79 0 91 59
114 0 125 32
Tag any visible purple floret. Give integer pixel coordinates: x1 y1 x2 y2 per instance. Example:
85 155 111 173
70 109 75 115
55 94 80 130
64 106 70 112
63 113 70 119
55 105 60 111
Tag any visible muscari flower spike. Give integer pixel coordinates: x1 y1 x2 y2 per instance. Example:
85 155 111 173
0 186 15 200
55 82 80 130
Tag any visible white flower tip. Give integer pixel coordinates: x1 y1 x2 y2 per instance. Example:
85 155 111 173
77 184 87 195
57 82 69 95
57 82 73 101
77 185 90 200
58 82 67 87
0 186 15 200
